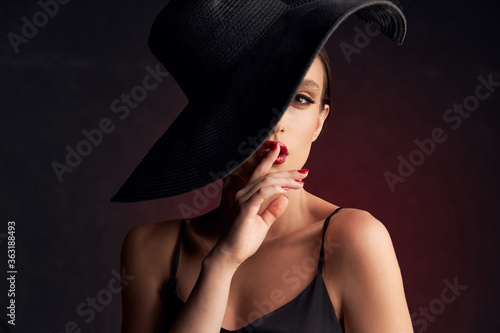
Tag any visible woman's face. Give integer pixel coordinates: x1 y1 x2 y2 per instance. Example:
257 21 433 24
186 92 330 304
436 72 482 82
235 56 330 180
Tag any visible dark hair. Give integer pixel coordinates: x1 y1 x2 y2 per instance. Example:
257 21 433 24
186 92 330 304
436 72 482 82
317 47 332 121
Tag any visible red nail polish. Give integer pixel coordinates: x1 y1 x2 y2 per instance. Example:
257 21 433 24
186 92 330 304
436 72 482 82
281 186 289 191
295 180 304 184
272 142 279 151
298 169 309 174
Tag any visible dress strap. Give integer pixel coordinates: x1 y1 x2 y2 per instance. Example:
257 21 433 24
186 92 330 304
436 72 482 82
318 207 343 275
171 218 188 278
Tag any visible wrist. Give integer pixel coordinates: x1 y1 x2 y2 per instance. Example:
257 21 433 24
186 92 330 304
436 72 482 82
203 247 240 277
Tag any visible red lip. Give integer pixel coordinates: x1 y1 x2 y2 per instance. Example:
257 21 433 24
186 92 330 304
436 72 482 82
254 141 288 164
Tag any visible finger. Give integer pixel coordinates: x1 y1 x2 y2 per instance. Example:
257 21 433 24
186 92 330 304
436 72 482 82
241 184 288 219
253 169 310 181
236 169 309 204
248 142 281 184
238 175 304 204
239 168 310 201
260 195 289 227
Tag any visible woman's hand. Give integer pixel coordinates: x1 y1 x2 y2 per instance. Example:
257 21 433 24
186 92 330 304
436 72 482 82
209 142 308 268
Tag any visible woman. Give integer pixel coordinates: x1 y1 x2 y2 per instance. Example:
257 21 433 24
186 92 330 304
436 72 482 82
114 0 412 332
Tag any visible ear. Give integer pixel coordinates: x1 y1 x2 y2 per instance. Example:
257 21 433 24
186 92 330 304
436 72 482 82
312 104 330 142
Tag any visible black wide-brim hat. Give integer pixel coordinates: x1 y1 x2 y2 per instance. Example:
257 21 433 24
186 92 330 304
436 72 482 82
111 0 406 202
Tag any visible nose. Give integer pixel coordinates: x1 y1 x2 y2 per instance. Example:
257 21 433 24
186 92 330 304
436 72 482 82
272 114 286 135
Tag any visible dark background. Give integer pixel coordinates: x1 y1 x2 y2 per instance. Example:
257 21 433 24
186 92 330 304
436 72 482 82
1 0 499 332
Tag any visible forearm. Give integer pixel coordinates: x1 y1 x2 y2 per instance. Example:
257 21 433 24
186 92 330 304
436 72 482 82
168 250 238 333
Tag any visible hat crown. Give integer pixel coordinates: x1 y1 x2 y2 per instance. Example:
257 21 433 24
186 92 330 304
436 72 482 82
149 0 288 100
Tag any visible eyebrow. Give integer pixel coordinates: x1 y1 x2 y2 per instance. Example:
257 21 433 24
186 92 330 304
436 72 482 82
300 79 320 91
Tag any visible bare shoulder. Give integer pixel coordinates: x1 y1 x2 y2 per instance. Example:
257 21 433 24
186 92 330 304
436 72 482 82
304 191 391 250
121 218 184 285
325 208 413 332
326 207 397 277
327 208 392 249
122 218 183 251
120 218 186 332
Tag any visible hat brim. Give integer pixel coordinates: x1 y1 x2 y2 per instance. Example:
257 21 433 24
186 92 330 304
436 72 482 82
111 0 406 202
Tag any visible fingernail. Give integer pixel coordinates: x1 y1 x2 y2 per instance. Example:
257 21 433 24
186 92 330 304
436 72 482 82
295 180 304 185
284 195 289 199
272 142 279 151
298 169 309 174
281 186 289 191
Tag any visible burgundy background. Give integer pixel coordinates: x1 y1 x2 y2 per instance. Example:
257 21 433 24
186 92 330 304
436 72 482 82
1 0 499 332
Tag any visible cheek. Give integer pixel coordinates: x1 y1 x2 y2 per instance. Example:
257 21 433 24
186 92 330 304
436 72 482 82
288 109 320 140
285 109 321 155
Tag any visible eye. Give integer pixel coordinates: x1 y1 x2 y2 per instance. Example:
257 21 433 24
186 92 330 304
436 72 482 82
294 94 315 105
